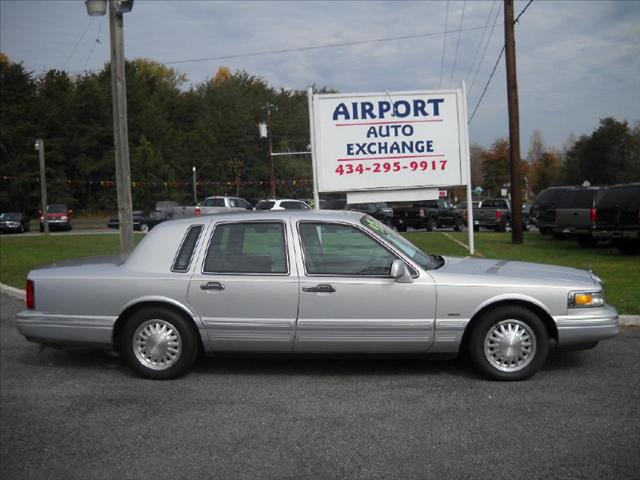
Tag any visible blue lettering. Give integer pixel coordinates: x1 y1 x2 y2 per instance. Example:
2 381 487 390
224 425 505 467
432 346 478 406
426 140 434 152
379 101 391 118
366 126 378 138
361 102 375 119
427 99 444 116
413 99 427 117
347 143 354 155
351 102 359 120
389 142 400 154
401 125 414 136
393 101 410 118
333 103 350 121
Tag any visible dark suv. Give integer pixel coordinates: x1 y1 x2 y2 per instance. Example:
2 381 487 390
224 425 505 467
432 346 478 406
593 183 640 254
391 199 463 232
530 186 575 234
553 187 601 247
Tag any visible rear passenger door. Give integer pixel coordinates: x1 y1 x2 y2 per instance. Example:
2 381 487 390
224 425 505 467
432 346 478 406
187 220 299 352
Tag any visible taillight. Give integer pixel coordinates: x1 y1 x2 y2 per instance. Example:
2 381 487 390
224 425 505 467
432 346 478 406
26 280 34 310
590 208 597 223
194 207 201 216
495 210 503 220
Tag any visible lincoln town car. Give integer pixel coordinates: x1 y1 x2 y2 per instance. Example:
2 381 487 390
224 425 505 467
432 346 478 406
16 211 619 380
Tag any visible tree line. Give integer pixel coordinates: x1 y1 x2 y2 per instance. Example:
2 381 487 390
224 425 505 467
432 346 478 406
1 52 638 213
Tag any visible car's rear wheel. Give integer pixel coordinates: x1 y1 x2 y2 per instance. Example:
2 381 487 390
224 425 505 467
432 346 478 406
453 217 463 232
122 307 199 380
468 305 549 381
140 223 150 233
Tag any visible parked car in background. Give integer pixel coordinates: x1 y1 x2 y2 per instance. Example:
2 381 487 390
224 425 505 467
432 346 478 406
391 199 463 232
456 201 480 227
172 196 253 218
16 211 618 381
107 210 170 233
255 199 311 210
553 187 601 247
593 183 640 254
39 204 72 232
530 186 575 234
0 212 30 233
347 202 394 226
321 199 347 210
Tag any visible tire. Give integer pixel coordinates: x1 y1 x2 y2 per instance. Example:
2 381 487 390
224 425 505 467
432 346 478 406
140 223 150 233
426 216 438 232
467 305 549 381
501 220 512 233
453 217 463 232
617 240 639 255
121 307 200 380
577 235 597 248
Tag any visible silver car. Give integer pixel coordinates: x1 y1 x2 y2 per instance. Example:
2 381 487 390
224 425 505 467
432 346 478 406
16 211 619 380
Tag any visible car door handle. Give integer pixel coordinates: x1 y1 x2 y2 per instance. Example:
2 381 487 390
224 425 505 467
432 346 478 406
200 281 225 291
302 284 336 293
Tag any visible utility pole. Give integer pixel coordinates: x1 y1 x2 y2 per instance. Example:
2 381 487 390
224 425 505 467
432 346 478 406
262 103 276 198
35 139 48 235
108 0 135 254
192 166 197 204
504 0 523 243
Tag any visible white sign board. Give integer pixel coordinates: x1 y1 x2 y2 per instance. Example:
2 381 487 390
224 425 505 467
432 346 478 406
311 89 469 193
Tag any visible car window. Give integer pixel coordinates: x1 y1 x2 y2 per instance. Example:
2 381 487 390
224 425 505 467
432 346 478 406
228 198 239 208
558 189 597 208
299 222 396 276
47 205 67 213
204 222 287 274
255 201 275 210
535 188 572 205
281 201 309 210
203 198 226 207
172 225 203 272
237 198 252 209
597 185 640 208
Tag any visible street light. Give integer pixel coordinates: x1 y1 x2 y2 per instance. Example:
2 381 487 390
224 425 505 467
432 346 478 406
84 0 135 255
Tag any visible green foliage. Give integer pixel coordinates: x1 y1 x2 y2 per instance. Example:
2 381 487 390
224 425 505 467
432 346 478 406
481 139 510 197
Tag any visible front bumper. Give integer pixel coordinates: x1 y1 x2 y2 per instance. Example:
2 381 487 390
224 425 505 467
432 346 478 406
555 304 619 348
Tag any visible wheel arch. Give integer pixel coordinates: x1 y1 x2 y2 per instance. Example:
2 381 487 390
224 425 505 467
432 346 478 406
112 297 206 352
459 297 558 354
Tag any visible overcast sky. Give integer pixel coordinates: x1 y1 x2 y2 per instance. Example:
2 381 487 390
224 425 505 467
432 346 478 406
2 0 639 151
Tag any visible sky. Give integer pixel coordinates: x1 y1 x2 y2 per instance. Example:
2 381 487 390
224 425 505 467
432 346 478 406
1 0 639 151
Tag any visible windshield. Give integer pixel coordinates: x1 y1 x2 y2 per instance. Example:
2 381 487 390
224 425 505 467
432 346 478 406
360 215 442 270
255 201 275 210
0 213 22 220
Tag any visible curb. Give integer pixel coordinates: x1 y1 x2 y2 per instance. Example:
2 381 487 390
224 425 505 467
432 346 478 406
2 282 639 325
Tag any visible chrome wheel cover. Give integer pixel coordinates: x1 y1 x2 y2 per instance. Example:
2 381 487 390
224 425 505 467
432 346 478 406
133 319 182 370
484 319 536 372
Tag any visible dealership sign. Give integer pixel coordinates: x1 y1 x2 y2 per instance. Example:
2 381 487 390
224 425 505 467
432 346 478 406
310 90 470 193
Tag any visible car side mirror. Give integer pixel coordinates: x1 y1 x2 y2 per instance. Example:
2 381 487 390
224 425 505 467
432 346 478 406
390 259 413 283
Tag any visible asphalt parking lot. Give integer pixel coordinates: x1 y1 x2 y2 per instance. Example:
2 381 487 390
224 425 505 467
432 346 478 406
1 293 639 480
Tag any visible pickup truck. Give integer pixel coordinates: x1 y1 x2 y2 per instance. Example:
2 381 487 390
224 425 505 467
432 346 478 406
172 196 253 218
472 198 522 232
391 199 463 232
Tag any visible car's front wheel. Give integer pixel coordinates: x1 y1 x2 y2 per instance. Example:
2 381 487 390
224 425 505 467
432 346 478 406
122 307 200 380
468 305 549 381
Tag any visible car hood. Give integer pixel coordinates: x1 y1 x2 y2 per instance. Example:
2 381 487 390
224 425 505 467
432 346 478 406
430 256 599 289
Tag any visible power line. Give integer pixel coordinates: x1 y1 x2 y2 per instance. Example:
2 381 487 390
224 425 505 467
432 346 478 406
468 0 535 124
468 1 502 96
162 24 491 67
448 0 466 87
82 16 106 72
464 0 497 84
438 0 450 89
62 18 94 70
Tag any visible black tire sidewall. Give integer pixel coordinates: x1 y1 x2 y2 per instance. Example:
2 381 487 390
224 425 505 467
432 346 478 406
468 306 549 381
122 307 199 380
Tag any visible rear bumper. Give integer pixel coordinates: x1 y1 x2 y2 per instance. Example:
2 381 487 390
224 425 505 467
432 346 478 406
554 304 619 348
15 310 115 347
594 229 639 240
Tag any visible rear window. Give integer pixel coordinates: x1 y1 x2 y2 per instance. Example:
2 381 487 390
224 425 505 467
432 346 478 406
534 188 573 205
203 198 226 207
557 189 598 208
47 205 67 213
281 201 309 210
172 225 203 272
255 201 275 210
597 186 640 208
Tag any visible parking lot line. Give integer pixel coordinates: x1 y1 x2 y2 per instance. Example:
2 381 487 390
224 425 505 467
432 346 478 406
442 232 484 257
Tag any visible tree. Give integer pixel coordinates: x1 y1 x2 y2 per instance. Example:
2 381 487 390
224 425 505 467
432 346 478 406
530 150 563 193
481 139 510 197
526 130 545 165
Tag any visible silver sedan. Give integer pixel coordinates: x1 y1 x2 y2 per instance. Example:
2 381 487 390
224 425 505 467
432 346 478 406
16 211 618 380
